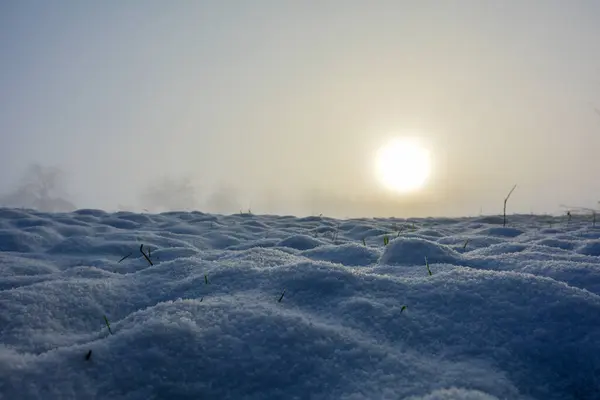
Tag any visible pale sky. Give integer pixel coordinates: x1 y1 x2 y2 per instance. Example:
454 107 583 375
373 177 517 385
1 1 599 217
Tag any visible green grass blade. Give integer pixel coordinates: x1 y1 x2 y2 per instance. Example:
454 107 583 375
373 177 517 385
103 315 113 335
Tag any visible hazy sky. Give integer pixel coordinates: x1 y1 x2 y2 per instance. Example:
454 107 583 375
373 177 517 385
1 1 600 217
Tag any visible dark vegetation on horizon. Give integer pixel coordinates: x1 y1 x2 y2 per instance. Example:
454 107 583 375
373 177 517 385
0 164 76 212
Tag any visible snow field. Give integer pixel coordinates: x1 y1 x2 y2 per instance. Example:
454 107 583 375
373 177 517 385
1 209 599 399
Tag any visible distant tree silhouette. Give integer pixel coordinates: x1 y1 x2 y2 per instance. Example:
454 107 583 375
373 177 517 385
0 164 76 212
203 184 240 214
140 176 197 212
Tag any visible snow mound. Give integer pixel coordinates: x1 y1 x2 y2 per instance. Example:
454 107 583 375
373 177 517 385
472 216 505 225
301 243 380 266
477 226 524 238
0 229 53 252
536 238 577 250
276 234 325 250
406 388 500 400
468 242 529 256
379 237 462 266
576 240 600 256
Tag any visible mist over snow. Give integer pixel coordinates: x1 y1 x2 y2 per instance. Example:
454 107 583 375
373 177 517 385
2 2 600 217
1 209 600 399
2 162 598 219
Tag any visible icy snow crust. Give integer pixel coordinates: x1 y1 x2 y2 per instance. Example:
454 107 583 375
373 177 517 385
0 209 599 400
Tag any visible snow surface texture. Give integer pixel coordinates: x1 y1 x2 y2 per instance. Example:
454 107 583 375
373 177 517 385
1 209 599 400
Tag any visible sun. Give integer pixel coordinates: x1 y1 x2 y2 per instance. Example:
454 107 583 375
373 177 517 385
374 137 432 194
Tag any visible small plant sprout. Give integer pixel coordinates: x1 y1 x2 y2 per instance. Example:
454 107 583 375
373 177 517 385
560 204 599 228
278 289 286 303
139 244 153 266
401 305 407 313
103 315 113 335
362 237 366 246
383 236 390 246
425 256 432 276
118 252 132 263
503 184 517 227
332 223 340 244
462 239 470 250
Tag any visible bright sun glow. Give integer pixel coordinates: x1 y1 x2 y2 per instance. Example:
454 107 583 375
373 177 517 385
375 138 432 194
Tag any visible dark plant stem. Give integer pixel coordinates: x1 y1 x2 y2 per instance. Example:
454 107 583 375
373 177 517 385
503 185 517 227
